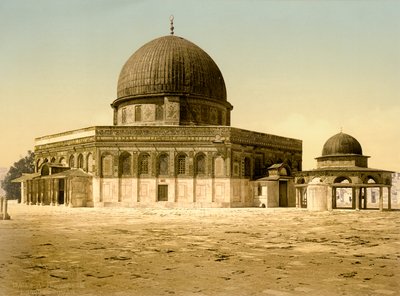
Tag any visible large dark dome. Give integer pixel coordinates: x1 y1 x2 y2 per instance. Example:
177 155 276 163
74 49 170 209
116 35 227 103
321 132 363 156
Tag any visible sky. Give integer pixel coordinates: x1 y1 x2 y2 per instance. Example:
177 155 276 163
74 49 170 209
0 0 399 172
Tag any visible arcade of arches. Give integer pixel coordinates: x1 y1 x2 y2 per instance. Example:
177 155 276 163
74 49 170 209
295 132 392 211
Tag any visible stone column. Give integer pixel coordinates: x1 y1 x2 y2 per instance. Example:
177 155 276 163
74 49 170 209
2 197 10 220
40 179 44 206
55 179 59 206
327 186 333 211
332 187 337 209
35 180 39 205
50 179 54 206
68 178 73 207
27 180 32 205
379 187 384 211
364 188 368 209
355 188 360 211
351 188 356 209
388 187 391 210
64 179 69 206
295 188 300 208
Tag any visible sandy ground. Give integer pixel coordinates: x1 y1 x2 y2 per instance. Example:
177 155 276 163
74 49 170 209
0 202 399 296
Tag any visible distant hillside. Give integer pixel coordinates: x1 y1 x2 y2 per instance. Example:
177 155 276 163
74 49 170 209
0 167 8 196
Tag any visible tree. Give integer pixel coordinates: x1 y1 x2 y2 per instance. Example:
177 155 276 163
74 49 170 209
1 151 35 201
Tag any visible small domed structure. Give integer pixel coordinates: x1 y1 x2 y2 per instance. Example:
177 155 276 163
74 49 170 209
295 131 392 211
111 35 233 126
316 132 368 168
322 132 363 156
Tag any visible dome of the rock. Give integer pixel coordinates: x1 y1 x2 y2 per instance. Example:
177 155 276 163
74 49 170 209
111 35 232 126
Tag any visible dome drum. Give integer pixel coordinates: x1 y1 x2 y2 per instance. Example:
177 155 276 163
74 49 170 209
113 96 232 126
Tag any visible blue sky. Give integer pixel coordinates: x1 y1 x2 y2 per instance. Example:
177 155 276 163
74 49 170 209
0 0 399 171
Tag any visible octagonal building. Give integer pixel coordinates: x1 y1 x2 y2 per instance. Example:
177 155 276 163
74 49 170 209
295 132 392 211
18 29 302 208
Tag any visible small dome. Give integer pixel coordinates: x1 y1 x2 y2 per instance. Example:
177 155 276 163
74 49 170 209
116 35 226 103
322 132 363 156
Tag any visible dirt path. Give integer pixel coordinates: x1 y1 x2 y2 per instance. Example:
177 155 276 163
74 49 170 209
0 203 399 296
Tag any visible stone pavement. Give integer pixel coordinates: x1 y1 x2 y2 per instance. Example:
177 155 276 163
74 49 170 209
0 202 399 296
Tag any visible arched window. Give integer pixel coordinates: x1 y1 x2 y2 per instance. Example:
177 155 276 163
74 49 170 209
254 157 262 177
69 155 75 168
86 153 94 173
195 154 206 176
155 105 164 121
41 164 50 176
101 154 113 177
119 152 132 177
50 157 56 163
139 154 150 175
59 157 67 166
214 155 224 177
36 159 42 171
244 157 251 177
77 154 84 169
135 105 142 122
158 154 169 176
121 107 127 124
297 178 305 184
176 154 186 175
334 176 351 184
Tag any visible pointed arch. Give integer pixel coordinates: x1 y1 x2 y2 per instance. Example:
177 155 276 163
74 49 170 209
244 157 251 178
59 157 67 166
101 153 113 177
195 153 206 176
77 154 84 169
214 154 225 177
69 155 75 168
119 151 132 177
86 153 94 173
138 153 150 176
334 176 352 184
176 153 187 176
157 153 169 176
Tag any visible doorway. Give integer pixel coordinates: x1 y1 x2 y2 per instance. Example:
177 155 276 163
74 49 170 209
158 185 168 201
58 179 65 204
279 181 288 207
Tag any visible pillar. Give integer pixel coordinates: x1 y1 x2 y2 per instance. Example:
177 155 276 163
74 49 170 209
2 197 10 220
351 188 356 209
332 187 337 209
355 188 360 211
64 179 69 207
295 188 300 208
50 179 54 206
35 180 39 205
379 187 383 211
40 179 44 206
327 186 333 211
364 187 368 209
55 179 59 206
27 180 32 205
68 178 73 207
20 182 25 204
